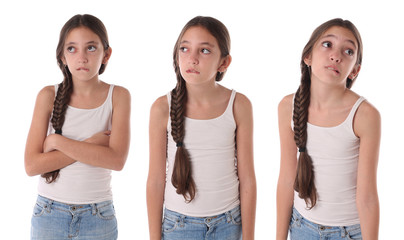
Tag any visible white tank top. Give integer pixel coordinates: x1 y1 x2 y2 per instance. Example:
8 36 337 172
164 90 240 217
294 96 365 226
37 84 114 204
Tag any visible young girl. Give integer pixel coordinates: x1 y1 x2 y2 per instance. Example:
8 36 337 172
276 19 380 240
25 14 130 239
147 16 256 240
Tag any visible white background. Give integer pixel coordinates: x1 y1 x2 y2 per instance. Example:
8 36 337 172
1 0 402 239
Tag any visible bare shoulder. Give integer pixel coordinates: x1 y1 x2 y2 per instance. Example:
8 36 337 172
234 92 252 112
278 93 294 112
150 95 169 124
112 85 131 101
36 85 56 109
354 99 381 137
357 100 380 119
233 92 253 126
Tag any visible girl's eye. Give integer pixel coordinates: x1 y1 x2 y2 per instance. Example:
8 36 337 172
201 48 211 54
345 49 354 56
88 46 96 52
322 41 331 48
180 47 188 52
67 46 75 53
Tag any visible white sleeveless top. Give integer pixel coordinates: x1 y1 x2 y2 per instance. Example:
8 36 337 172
37 84 114 204
164 90 240 217
294 96 365 226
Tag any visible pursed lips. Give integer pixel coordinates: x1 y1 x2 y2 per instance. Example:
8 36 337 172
326 65 339 74
186 69 200 74
77 67 89 72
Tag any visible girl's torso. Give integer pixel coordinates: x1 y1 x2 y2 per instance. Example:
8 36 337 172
294 96 365 226
37 84 115 204
164 89 240 217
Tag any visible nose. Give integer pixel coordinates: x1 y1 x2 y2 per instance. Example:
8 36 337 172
330 50 341 63
78 51 88 63
189 51 199 65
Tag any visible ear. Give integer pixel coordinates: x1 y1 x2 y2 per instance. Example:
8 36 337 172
103 47 112 64
61 56 67 66
349 64 361 79
217 55 232 72
304 54 312 66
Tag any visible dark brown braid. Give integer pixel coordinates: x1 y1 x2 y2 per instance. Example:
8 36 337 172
170 79 195 202
292 18 363 209
169 16 231 202
293 64 317 209
41 14 110 183
41 67 73 183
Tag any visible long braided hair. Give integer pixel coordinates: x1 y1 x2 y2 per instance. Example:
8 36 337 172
41 14 110 183
170 16 231 202
293 18 363 209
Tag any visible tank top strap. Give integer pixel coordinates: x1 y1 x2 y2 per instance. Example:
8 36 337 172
223 89 237 117
167 91 172 109
345 96 366 129
106 84 115 106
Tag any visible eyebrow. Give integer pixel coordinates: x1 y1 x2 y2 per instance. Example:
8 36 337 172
321 34 357 49
180 40 215 48
65 41 100 45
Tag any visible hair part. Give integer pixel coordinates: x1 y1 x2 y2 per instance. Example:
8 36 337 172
41 14 110 183
293 18 363 208
170 16 231 201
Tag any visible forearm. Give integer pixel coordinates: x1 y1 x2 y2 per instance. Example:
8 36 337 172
357 197 379 240
276 182 294 240
25 150 75 176
240 178 257 240
52 135 126 170
146 181 165 240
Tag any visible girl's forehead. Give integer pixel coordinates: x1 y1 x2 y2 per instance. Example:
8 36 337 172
181 26 218 44
320 26 358 47
65 27 101 43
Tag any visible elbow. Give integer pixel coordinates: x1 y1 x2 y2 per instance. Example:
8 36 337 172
111 156 127 171
24 158 38 177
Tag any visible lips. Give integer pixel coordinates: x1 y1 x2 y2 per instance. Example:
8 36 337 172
77 67 89 72
326 65 339 74
186 69 200 74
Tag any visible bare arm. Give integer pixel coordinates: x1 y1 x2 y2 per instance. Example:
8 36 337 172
234 93 256 240
354 101 380 240
42 86 131 171
276 94 297 240
146 96 168 240
25 86 76 176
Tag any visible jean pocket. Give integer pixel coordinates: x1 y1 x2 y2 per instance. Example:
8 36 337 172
347 226 362 240
162 216 178 233
32 202 48 217
230 208 242 225
96 203 116 220
289 211 301 229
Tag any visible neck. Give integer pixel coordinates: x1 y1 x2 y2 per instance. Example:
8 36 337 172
71 76 102 95
309 79 347 110
185 81 222 104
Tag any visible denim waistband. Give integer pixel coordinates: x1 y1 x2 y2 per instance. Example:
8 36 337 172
164 205 240 226
36 195 113 215
292 207 361 234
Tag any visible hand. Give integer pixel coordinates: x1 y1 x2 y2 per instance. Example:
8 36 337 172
43 134 58 153
85 130 111 147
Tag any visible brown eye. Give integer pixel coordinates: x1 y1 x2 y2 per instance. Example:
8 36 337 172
67 46 75 53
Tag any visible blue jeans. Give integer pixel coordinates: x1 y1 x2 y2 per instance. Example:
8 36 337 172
31 195 117 240
289 207 362 240
162 205 242 240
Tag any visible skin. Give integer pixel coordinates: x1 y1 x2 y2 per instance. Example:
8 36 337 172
147 26 256 240
276 26 380 239
25 26 131 176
